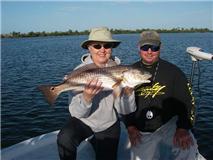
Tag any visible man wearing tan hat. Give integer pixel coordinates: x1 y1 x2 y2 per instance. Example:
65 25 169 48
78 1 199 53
57 27 136 160
123 31 205 159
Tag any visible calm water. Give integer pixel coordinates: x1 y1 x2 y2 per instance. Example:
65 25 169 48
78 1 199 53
1 33 213 159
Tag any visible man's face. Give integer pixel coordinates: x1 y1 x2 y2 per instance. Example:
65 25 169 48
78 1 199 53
139 44 160 65
88 42 113 67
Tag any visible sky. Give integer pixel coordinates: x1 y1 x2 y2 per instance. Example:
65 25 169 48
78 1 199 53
1 1 213 34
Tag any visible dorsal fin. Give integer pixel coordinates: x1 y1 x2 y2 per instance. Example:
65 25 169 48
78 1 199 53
64 63 99 80
74 63 98 73
64 61 119 81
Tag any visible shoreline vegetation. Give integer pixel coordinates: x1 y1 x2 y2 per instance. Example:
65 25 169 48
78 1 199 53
1 28 212 38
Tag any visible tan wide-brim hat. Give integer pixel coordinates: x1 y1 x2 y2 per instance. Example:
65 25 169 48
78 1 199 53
81 27 121 49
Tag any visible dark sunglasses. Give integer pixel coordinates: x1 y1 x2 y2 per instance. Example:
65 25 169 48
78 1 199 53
140 45 160 52
91 43 113 49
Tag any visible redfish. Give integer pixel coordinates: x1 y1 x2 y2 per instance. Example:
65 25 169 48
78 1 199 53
38 64 151 105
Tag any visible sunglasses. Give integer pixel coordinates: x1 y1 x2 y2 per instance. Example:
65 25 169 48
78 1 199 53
91 43 113 49
140 45 160 52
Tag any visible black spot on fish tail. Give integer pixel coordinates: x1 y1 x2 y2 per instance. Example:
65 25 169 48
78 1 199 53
38 85 59 106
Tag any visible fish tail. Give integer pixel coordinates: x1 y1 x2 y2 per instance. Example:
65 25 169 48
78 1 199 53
38 85 60 106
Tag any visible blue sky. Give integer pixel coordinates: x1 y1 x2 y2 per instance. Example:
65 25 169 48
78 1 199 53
1 1 213 34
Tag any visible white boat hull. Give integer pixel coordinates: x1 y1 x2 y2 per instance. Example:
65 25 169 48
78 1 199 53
2 122 206 160
2 123 132 160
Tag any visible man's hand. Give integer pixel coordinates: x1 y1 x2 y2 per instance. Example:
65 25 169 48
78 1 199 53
173 128 194 150
83 78 103 104
127 126 142 147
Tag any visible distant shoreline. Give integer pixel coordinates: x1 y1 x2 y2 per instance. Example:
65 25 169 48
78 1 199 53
1 28 212 38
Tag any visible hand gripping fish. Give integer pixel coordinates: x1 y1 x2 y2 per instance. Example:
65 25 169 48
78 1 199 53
38 64 151 105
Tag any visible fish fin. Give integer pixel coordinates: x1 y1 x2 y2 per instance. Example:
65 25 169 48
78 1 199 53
65 63 99 79
112 85 122 98
38 85 60 106
112 79 122 89
112 79 123 97
70 87 84 94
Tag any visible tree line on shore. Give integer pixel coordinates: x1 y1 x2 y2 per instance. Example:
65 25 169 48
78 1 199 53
1 27 212 38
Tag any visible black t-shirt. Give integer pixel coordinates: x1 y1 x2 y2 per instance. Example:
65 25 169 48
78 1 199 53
123 58 195 132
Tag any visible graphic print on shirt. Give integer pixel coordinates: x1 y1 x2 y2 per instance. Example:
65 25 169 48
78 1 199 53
135 82 166 98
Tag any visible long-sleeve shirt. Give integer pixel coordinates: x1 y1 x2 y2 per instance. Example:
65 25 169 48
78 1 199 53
69 54 136 132
123 58 195 132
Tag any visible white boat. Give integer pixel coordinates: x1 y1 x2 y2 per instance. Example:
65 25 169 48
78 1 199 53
2 123 132 160
1 122 207 160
